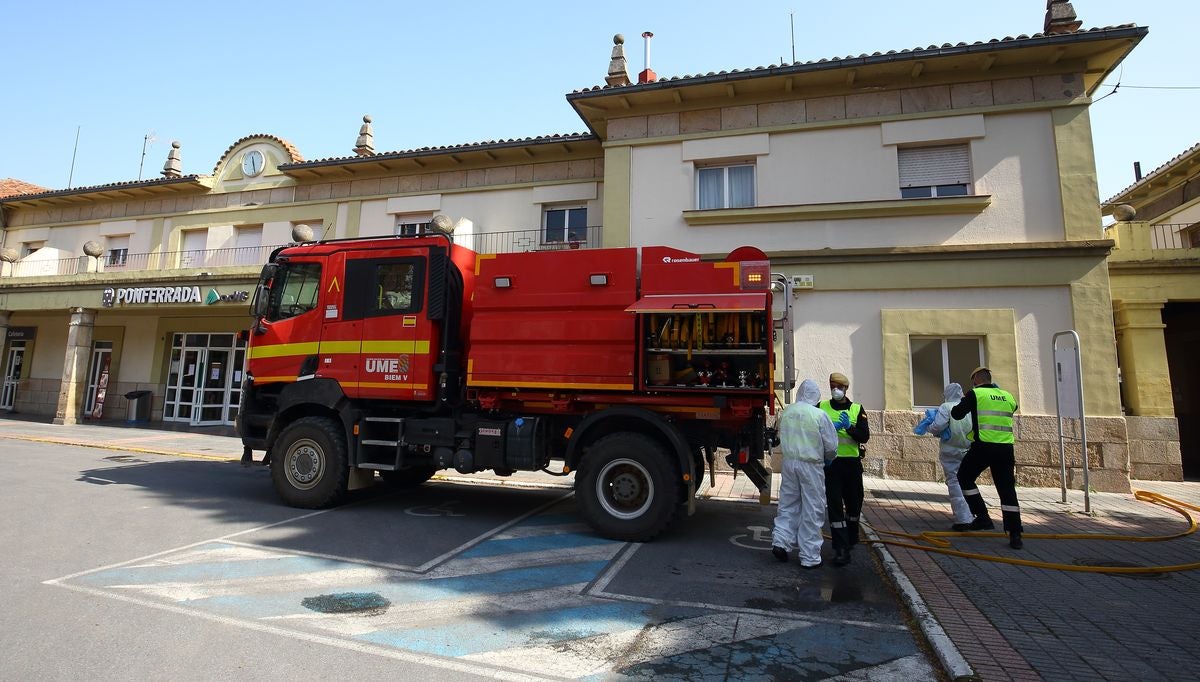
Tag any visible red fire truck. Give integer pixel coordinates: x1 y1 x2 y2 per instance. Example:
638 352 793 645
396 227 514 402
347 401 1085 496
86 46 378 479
238 222 791 541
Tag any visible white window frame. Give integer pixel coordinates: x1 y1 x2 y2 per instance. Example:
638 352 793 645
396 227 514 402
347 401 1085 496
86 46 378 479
542 205 588 244
20 241 44 259
105 235 130 267
898 144 972 199
234 225 263 265
909 336 985 408
695 163 756 210
394 214 432 237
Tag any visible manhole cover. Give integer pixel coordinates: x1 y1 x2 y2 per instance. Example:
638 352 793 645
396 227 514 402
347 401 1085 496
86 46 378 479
301 591 391 615
1072 558 1168 580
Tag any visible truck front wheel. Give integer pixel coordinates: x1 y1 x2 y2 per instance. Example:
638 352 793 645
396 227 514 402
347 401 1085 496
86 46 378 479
270 417 349 508
577 433 679 541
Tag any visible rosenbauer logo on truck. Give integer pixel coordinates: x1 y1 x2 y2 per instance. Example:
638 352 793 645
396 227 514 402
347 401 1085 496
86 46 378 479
662 256 701 263
364 355 410 381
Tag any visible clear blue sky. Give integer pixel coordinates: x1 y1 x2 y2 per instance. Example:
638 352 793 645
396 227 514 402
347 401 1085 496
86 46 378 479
2 1 1193 202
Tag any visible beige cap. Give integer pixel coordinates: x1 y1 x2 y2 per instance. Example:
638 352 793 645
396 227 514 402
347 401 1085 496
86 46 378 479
829 372 849 388
971 366 990 380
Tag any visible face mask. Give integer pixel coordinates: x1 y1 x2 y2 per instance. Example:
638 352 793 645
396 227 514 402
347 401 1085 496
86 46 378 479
831 388 846 400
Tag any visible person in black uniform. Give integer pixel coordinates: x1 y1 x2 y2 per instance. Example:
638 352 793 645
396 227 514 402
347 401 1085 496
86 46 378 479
951 366 1023 550
819 372 870 567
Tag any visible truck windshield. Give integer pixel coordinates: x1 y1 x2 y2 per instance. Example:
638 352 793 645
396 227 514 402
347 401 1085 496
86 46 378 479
265 262 322 321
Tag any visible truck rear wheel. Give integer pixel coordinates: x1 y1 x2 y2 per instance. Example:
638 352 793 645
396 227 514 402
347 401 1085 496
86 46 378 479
577 433 679 542
271 417 348 508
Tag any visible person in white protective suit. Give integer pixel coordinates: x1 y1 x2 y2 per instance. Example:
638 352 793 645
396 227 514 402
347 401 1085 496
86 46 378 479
926 383 975 531
771 379 839 569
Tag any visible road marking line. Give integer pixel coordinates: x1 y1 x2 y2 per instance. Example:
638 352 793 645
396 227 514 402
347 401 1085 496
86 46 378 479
44 508 337 584
586 589 910 633
461 612 809 678
422 545 622 579
265 583 590 637
50 580 552 682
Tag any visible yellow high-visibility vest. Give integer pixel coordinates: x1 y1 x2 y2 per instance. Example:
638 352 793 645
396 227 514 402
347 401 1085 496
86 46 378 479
819 401 863 458
971 387 1017 444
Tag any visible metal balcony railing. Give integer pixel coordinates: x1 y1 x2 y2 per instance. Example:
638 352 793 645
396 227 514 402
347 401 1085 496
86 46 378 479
464 226 603 254
1 228 606 279
1146 223 1199 250
3 244 282 279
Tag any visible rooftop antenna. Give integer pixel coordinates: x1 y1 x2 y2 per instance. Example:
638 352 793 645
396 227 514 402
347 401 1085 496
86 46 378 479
138 131 157 180
67 125 81 189
789 11 795 63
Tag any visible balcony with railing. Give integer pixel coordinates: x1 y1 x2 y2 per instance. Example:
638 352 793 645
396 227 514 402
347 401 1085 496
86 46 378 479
1107 222 1200 262
0 226 605 280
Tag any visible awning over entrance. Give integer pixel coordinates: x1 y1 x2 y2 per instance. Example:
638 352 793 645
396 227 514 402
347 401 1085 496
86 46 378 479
624 293 767 313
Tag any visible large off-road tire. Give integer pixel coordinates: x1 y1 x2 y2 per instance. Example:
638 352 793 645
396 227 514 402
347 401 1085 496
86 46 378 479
576 433 680 542
270 417 349 508
379 466 437 488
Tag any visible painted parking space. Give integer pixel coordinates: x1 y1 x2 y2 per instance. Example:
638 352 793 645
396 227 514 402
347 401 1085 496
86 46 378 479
49 489 934 680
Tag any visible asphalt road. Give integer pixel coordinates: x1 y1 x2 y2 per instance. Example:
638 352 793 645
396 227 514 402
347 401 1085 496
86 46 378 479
2 440 936 680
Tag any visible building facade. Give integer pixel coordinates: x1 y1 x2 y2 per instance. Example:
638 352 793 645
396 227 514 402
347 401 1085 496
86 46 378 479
1104 143 1200 480
0 5 1165 489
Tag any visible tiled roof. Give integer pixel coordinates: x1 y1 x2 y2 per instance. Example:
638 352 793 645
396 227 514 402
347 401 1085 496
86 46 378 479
570 25 1142 95
282 132 597 168
1104 142 1200 204
0 178 49 198
213 134 304 174
0 174 203 202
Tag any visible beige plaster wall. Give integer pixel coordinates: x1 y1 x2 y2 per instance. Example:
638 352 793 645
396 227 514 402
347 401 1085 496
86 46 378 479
784 285 1072 415
626 111 1065 252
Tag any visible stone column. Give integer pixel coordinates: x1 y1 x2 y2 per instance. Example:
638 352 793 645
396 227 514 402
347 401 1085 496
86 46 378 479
53 307 96 425
1113 299 1174 416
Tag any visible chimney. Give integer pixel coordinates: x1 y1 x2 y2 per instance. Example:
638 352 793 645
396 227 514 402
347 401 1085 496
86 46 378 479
1044 0 1082 35
638 31 657 84
354 115 375 156
605 34 631 87
1134 162 1143 181
161 141 182 178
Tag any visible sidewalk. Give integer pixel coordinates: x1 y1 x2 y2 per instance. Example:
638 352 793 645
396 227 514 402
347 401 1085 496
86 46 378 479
3 415 1197 681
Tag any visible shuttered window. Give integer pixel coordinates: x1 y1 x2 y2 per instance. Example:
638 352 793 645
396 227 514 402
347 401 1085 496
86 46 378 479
898 145 972 198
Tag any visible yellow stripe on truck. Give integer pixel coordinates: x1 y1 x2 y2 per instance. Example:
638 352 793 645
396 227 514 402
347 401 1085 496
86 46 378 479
247 342 321 360
250 340 432 358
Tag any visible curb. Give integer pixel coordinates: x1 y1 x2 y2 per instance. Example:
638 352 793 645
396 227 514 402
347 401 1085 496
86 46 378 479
862 518 975 681
0 432 237 462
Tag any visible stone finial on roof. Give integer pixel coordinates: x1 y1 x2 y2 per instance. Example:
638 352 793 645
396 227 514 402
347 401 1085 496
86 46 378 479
1044 0 1082 35
354 115 375 157
605 34 631 87
161 141 182 178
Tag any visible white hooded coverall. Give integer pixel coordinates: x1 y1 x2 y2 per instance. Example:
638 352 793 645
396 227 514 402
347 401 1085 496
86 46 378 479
772 379 839 566
928 382 974 525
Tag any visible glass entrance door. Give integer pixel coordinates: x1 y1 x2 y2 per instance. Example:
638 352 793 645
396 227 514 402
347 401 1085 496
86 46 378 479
164 333 245 426
84 342 114 418
1 342 25 410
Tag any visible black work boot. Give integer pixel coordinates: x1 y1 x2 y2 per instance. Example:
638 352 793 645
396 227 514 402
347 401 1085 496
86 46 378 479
969 515 995 531
772 545 789 562
1009 531 1023 550
832 548 850 567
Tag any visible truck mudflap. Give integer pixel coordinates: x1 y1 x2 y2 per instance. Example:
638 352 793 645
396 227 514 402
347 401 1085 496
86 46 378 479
726 452 773 505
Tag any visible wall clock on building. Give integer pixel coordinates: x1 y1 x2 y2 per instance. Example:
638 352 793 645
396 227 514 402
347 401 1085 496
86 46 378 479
242 150 265 177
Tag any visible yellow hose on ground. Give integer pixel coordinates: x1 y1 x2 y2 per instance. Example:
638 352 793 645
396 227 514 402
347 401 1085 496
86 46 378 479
863 491 1200 574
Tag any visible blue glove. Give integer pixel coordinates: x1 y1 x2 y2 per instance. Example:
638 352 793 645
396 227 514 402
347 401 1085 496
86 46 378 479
913 408 938 436
940 427 952 442
837 412 851 430
824 458 834 469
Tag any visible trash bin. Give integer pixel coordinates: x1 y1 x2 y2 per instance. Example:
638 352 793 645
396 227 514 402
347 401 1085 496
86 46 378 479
124 390 153 423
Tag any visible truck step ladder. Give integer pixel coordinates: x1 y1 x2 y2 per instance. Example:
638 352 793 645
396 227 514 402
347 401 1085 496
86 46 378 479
356 416 405 470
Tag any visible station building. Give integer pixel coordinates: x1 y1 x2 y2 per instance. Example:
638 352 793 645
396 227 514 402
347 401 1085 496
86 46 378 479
1 3 1178 488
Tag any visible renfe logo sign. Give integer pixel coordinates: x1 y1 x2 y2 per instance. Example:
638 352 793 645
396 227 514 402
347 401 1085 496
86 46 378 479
101 286 250 307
